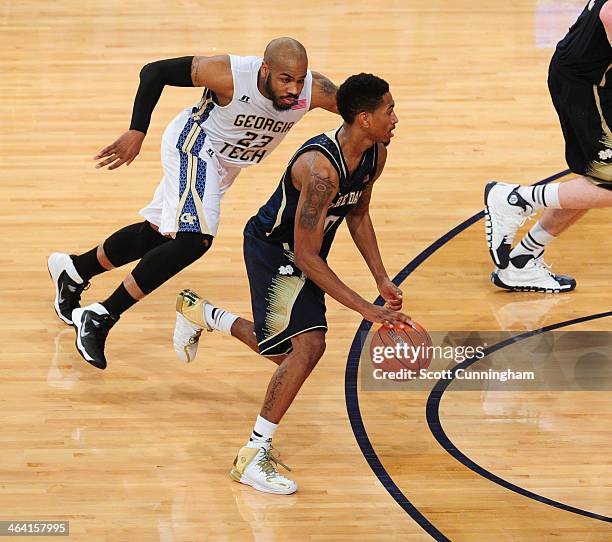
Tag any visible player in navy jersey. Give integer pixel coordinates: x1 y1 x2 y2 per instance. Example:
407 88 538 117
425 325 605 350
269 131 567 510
47 37 339 369
173 73 411 494
485 0 612 293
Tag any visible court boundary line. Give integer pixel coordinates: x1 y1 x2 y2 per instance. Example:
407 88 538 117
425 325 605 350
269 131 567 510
426 311 612 524
343 169 612 540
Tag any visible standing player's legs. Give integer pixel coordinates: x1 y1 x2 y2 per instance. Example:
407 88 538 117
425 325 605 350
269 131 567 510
229 328 325 496
229 232 329 495
255 329 325 423
485 59 612 292
67 115 225 369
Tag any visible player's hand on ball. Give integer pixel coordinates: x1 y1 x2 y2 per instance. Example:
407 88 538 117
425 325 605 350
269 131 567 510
361 303 411 329
94 130 145 170
377 277 403 310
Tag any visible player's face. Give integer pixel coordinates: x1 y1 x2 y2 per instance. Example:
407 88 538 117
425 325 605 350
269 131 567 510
264 64 308 111
368 93 398 145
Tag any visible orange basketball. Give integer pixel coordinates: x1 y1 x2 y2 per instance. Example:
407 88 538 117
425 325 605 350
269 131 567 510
369 320 433 380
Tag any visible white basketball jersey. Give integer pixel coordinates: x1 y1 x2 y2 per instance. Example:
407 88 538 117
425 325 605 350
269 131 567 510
193 55 313 169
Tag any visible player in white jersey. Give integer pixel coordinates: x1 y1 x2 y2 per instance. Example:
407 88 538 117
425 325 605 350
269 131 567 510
47 37 339 369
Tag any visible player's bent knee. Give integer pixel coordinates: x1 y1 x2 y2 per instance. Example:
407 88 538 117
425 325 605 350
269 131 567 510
172 232 214 265
130 232 214 294
292 330 326 366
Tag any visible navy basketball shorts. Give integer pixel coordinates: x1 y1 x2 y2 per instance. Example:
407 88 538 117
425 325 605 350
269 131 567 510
548 56 612 190
243 221 327 357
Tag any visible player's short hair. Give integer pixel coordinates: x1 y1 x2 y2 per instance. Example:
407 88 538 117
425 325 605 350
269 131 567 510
336 73 389 124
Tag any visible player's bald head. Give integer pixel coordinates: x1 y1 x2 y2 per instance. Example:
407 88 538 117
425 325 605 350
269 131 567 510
263 37 308 71
260 38 308 111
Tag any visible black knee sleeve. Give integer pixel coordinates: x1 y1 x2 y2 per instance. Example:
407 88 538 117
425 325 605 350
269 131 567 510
103 221 170 267
130 232 213 294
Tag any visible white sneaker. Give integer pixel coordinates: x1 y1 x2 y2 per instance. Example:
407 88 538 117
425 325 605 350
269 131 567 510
47 253 89 325
484 181 534 269
492 257 576 293
173 289 212 363
230 445 297 495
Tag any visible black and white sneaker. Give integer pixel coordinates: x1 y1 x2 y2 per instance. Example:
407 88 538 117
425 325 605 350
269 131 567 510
491 257 576 293
72 303 118 369
484 182 534 269
47 253 89 325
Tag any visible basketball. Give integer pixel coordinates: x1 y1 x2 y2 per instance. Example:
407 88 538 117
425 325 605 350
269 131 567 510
369 320 433 380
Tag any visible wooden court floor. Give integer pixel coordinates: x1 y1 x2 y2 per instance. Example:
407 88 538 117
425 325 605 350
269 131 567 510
0 0 610 540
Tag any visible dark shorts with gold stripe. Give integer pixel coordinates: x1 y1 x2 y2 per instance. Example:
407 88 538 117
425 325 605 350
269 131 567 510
548 55 612 190
243 219 327 357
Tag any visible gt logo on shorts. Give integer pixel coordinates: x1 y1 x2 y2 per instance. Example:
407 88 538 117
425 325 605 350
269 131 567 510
180 212 197 225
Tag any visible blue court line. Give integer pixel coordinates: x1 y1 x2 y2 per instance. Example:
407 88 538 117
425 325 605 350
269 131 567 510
426 311 612 524
343 168 611 539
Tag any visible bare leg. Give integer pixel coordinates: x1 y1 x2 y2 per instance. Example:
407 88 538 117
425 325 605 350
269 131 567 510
96 244 115 271
230 317 286 366
539 208 589 236
558 177 612 208
123 273 146 300
259 330 326 424
534 175 612 236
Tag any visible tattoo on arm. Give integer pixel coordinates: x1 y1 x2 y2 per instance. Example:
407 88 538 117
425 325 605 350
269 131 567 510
299 171 336 230
190 57 201 84
316 73 337 97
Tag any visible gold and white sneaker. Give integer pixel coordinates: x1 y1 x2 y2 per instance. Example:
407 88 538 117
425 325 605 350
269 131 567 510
230 445 297 495
173 289 212 363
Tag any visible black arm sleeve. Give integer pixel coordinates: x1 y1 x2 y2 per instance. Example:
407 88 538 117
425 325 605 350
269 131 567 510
129 56 195 134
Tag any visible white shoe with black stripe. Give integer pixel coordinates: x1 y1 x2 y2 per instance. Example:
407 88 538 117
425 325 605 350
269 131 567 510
484 182 534 269
491 256 576 293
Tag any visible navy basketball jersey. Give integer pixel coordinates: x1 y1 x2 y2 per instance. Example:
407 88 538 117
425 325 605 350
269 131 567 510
249 127 379 260
555 0 612 85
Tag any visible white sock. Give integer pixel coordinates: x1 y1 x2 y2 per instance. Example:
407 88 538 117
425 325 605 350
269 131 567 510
517 183 561 210
510 221 556 268
204 303 238 334
246 415 278 449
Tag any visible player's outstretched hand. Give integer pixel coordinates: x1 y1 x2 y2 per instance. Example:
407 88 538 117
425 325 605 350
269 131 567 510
94 130 145 170
360 303 411 329
377 277 403 311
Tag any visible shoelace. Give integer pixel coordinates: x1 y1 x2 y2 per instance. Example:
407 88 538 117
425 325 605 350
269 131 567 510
66 280 90 301
92 313 117 336
518 211 535 228
77 281 91 302
531 257 554 276
499 208 535 233
257 446 292 479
